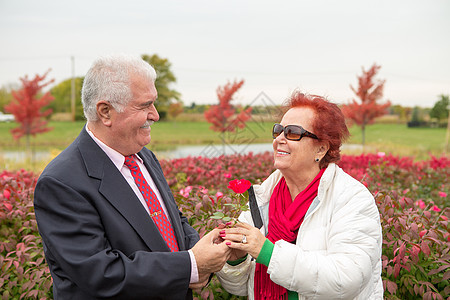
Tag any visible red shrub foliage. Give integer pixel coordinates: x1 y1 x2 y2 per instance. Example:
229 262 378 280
163 152 449 299
160 152 274 190
0 170 52 299
1 153 448 299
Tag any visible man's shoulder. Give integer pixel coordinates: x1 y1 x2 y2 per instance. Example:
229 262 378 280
40 142 82 179
39 131 89 180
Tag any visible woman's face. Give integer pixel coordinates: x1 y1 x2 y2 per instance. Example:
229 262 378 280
272 107 320 177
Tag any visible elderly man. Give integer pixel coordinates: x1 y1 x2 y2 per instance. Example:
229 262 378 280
34 54 230 299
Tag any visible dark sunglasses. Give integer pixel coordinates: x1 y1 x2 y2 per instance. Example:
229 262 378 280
272 123 318 141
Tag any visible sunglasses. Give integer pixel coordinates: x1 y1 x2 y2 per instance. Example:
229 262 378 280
272 123 318 141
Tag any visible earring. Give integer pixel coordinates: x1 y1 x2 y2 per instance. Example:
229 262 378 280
315 158 319 162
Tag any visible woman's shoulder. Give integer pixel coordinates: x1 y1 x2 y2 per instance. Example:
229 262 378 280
324 164 374 204
326 164 369 189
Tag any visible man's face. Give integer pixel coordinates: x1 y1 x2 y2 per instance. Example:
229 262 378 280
108 74 159 155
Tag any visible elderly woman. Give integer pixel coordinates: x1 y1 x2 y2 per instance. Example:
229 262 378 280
216 92 383 299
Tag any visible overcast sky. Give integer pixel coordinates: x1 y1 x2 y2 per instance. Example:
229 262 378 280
0 0 449 108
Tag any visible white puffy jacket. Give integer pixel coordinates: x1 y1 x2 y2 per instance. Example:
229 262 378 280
217 163 383 299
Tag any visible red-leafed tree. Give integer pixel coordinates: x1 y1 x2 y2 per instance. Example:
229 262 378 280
204 79 252 134
5 70 55 150
341 64 391 146
168 102 184 121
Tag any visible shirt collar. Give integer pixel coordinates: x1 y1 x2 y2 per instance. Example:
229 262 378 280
85 125 144 169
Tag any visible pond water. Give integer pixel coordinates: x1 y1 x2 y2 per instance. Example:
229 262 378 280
1 143 363 162
1 143 274 162
155 143 275 159
2 150 54 162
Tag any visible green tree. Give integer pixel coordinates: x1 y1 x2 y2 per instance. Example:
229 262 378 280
429 94 449 122
0 84 17 112
411 106 421 122
391 104 411 123
141 54 181 120
49 77 84 121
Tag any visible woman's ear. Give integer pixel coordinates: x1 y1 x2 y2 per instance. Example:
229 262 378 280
316 141 330 159
96 100 113 126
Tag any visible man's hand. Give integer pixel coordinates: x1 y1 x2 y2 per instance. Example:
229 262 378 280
188 272 210 291
191 228 231 274
227 248 247 262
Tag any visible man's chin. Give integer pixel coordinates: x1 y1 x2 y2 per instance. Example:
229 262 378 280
140 137 152 148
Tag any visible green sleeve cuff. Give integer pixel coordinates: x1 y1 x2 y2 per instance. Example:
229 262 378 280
288 290 299 299
227 254 248 266
256 238 274 266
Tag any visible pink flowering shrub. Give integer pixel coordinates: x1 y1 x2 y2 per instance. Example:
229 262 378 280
175 185 248 238
160 152 274 190
0 170 52 299
164 152 449 299
1 153 448 299
340 154 449 209
377 191 449 299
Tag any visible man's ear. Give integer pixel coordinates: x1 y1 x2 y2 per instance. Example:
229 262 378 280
96 100 113 126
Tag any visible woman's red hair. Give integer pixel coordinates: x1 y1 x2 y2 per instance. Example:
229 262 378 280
283 91 350 168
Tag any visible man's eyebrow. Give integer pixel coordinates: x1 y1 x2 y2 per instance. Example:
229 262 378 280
140 100 154 107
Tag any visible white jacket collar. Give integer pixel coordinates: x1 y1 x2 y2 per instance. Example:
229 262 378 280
253 163 338 206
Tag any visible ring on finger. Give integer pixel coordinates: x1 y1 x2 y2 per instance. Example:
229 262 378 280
241 234 247 244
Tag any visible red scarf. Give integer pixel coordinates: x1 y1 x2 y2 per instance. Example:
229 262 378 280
254 169 325 300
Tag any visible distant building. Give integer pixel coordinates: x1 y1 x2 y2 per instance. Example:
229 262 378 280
0 112 14 122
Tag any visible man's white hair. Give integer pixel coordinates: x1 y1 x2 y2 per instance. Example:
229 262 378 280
81 54 157 122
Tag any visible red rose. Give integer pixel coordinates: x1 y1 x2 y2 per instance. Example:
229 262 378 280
228 179 251 194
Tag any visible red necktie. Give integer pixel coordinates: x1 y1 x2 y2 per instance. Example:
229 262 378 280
124 155 179 252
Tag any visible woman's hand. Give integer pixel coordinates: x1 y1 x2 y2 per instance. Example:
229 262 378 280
221 222 266 259
217 222 247 261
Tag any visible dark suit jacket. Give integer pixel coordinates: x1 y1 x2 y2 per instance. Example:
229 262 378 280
34 128 200 299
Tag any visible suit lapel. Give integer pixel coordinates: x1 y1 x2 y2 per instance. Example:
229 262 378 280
77 128 170 252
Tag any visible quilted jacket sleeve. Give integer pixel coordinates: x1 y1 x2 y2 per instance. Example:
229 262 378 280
215 209 256 296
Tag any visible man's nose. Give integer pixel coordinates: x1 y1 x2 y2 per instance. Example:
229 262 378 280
149 106 159 122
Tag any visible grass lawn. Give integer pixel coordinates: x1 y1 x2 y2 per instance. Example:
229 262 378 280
0 121 86 149
0 120 447 160
0 121 274 150
347 123 447 158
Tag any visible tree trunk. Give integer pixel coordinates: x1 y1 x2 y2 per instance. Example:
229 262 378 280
361 125 366 148
25 134 31 157
25 133 36 166
445 108 450 154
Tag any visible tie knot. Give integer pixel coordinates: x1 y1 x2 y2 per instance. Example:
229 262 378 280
124 155 138 170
